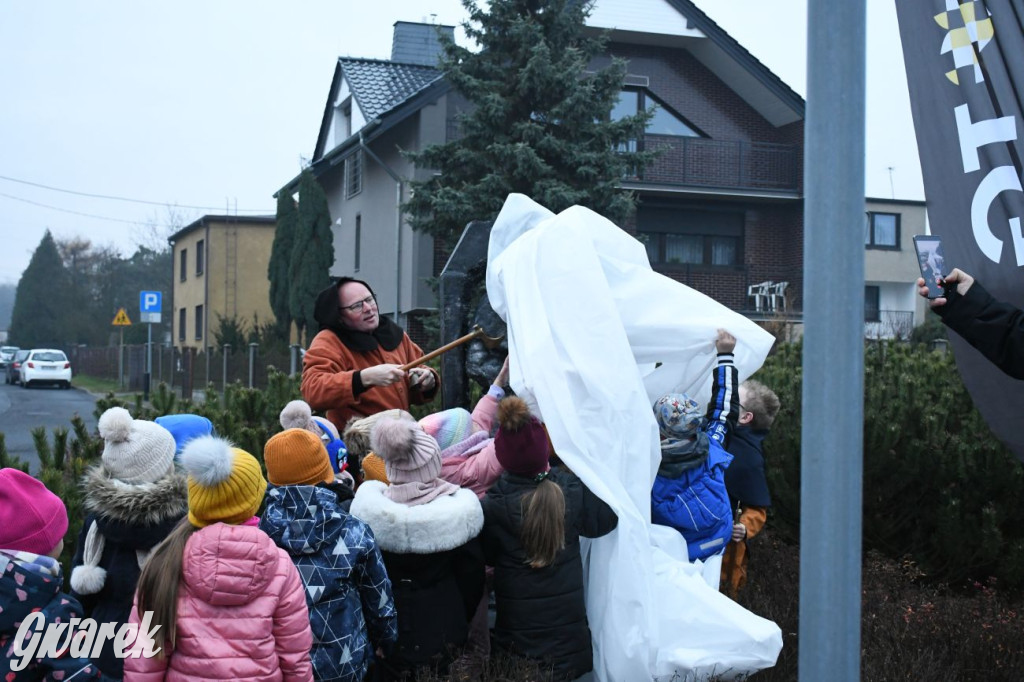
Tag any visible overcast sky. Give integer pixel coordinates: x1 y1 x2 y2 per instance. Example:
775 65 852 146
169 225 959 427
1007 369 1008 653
0 0 920 286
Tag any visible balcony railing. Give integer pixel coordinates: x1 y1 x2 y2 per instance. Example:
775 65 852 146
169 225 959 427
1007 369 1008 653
632 135 800 193
865 310 914 340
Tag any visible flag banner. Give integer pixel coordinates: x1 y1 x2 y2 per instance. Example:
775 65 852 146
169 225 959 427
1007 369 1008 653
896 0 1024 459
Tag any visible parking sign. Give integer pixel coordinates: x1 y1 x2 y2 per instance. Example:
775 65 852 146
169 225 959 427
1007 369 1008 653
140 291 162 324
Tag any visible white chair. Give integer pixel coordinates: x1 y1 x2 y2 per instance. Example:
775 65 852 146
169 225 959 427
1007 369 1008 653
747 281 773 312
769 281 789 312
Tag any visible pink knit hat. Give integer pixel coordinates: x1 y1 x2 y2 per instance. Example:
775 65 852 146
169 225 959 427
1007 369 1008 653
371 417 458 506
0 468 69 555
419 408 474 452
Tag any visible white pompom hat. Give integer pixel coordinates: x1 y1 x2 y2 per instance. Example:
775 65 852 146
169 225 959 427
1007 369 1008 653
98 407 176 485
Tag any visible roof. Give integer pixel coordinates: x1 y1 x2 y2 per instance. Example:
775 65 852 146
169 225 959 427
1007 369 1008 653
168 214 276 244
312 58 442 162
342 58 442 121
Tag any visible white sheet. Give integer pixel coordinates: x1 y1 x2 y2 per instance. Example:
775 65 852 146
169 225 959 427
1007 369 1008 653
486 194 783 681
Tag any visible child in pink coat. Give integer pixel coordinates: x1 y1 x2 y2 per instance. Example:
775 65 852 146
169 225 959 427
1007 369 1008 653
124 436 313 681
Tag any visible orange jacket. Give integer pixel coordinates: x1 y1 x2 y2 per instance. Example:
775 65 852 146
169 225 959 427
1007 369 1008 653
301 329 439 434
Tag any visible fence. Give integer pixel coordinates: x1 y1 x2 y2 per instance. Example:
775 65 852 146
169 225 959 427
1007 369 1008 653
68 344 302 398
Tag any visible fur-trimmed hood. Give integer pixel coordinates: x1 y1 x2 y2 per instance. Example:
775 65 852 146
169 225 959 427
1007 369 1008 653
350 480 483 554
82 464 188 526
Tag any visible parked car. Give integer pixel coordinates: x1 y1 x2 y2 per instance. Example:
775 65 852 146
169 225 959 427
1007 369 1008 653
4 350 29 385
0 346 19 372
19 349 72 389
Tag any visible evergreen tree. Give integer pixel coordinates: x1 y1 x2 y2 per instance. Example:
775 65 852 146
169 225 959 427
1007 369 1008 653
405 0 655 248
269 192 298 340
289 171 334 345
9 231 70 348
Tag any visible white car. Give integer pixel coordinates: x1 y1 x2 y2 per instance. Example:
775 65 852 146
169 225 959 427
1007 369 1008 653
19 349 72 389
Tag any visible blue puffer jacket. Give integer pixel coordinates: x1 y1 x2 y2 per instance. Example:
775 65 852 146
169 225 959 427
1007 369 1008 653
260 484 397 682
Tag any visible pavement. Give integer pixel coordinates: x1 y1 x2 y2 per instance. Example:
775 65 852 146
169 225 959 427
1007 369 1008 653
0 382 99 473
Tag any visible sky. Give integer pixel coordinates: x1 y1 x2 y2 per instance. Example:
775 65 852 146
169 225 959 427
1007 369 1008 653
0 0 921 287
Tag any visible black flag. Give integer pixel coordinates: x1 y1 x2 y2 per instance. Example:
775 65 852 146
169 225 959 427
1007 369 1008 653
896 0 1024 459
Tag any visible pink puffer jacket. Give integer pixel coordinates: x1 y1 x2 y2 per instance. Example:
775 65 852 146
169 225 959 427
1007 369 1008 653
124 523 313 681
439 391 505 498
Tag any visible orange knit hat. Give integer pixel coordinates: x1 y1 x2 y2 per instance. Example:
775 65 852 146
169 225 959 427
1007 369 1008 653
264 428 335 486
361 452 390 484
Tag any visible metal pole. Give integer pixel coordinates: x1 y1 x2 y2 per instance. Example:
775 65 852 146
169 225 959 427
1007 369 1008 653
222 344 231 392
800 1 865 681
289 344 299 377
206 345 212 389
118 328 124 390
144 323 152 401
248 342 257 388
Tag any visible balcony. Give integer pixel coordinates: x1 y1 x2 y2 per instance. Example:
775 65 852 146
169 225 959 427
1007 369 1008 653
865 310 914 340
631 135 800 193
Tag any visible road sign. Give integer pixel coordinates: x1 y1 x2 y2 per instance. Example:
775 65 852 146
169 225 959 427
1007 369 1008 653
140 290 162 324
112 308 132 326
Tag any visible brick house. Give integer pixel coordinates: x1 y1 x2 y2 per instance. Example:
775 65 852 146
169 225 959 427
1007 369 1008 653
286 0 807 343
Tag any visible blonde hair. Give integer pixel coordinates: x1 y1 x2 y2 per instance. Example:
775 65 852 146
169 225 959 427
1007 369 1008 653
741 379 781 430
520 478 566 568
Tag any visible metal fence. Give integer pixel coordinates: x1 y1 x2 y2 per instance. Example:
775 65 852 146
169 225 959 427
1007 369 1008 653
68 344 302 397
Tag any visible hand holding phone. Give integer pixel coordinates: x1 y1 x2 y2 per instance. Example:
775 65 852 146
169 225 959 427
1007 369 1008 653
913 235 948 299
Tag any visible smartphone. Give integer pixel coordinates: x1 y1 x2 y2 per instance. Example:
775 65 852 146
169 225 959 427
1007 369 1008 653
913 235 947 299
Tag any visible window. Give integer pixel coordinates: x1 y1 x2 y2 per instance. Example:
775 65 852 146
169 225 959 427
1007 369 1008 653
354 215 361 271
179 248 187 282
195 239 205 275
865 286 880 322
611 88 701 148
345 152 362 198
866 212 899 249
178 308 186 341
195 305 204 341
637 206 743 267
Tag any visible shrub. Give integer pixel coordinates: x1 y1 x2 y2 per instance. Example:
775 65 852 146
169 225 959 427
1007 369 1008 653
757 340 1024 588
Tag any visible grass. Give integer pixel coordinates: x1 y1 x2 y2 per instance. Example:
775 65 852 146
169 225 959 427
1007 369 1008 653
72 373 124 395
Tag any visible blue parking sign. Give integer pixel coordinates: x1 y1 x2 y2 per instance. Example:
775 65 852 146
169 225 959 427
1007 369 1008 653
140 291 162 324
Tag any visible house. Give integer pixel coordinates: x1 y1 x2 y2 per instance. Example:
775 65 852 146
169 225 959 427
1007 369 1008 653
290 0 806 344
864 197 929 340
168 215 277 350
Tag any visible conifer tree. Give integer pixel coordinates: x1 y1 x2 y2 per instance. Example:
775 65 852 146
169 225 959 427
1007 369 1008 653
405 0 655 248
10 231 70 348
289 171 334 345
269 192 297 339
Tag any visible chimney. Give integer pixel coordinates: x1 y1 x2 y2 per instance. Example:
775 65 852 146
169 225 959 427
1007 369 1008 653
391 21 455 66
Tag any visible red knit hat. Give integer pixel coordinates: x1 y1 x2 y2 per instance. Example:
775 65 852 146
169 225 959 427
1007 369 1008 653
494 397 551 477
0 468 69 555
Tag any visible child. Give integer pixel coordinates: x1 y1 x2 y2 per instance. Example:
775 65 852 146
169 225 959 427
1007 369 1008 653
0 468 110 680
720 379 780 599
481 397 618 680
260 428 397 682
342 409 413 486
279 400 354 490
418 356 509 497
650 329 738 569
70 407 188 679
153 413 215 459
349 416 485 680
124 436 313 680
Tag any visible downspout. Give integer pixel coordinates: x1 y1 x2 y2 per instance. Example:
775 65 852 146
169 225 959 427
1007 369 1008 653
359 129 404 324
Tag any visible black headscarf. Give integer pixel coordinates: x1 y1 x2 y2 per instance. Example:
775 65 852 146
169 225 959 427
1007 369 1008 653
313 278 405 352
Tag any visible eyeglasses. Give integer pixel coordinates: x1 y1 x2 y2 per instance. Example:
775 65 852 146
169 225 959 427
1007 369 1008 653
339 295 376 314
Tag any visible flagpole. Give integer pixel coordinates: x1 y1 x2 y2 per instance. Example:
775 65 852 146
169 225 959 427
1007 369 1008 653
800 1 866 680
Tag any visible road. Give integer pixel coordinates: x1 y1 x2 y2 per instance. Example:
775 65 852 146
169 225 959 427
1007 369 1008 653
0 383 98 472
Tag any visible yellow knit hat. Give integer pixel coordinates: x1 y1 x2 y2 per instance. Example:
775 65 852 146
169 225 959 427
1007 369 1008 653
361 452 390 484
264 428 335 487
181 436 266 528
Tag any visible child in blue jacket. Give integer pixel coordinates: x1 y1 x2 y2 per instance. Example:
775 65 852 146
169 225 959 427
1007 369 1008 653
651 329 738 564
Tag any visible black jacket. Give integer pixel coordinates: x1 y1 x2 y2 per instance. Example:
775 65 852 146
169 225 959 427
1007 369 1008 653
724 426 772 509
937 280 1024 379
348 481 485 679
70 466 188 678
481 469 618 680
